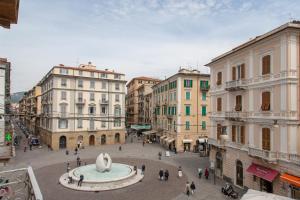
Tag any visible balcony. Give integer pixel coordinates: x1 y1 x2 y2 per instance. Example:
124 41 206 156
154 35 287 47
100 99 109 105
87 127 97 132
225 111 248 121
248 147 278 163
200 85 210 91
225 79 248 91
76 98 86 105
208 137 226 148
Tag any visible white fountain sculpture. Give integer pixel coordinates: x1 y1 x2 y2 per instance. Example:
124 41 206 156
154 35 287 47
96 153 112 172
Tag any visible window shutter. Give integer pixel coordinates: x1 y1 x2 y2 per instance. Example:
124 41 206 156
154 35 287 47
241 126 245 144
262 55 270 75
202 121 206 130
262 128 270 151
232 125 236 142
184 80 186 87
202 106 206 116
200 80 203 88
241 64 245 79
232 67 236 80
262 92 270 111
217 124 222 140
190 80 193 87
217 98 222 111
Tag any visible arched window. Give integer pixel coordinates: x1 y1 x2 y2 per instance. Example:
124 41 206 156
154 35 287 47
262 128 271 151
59 136 67 149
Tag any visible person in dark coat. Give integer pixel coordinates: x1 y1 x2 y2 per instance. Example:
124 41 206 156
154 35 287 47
141 164 145 175
78 174 84 186
190 181 196 195
205 167 209 180
159 169 164 181
164 170 169 181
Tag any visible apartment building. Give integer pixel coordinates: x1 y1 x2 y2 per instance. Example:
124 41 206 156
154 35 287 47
137 83 155 124
38 62 126 150
0 58 11 145
206 21 300 199
152 68 210 152
19 86 42 135
126 77 160 126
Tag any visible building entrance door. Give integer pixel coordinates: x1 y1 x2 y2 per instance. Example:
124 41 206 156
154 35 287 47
260 179 273 193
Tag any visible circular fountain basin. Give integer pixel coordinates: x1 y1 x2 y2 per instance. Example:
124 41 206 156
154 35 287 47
71 163 134 183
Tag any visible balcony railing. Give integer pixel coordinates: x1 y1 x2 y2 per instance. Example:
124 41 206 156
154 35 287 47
200 85 210 91
100 99 109 104
225 111 248 121
225 79 248 91
76 98 86 104
208 137 226 148
248 147 278 162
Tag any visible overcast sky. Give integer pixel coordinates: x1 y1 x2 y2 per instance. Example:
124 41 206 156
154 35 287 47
1 0 299 93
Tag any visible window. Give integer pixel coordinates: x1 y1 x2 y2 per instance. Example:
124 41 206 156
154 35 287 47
185 91 191 100
185 105 191 116
61 78 67 87
101 94 106 102
61 91 67 100
60 68 68 75
202 92 206 100
262 55 271 75
58 119 68 129
240 126 245 144
114 74 120 79
90 80 95 89
79 70 83 76
101 106 106 114
185 121 190 130
77 119 82 128
200 80 209 89
235 95 242 111
78 92 83 102
184 80 193 88
102 81 106 89
114 119 121 127
115 94 120 102
114 106 121 116
217 98 222 111
261 91 270 111
60 104 67 114
202 106 206 116
115 83 120 90
232 67 236 80
77 105 83 115
101 73 107 78
202 121 206 130
262 128 271 151
232 125 236 142
240 64 245 79
217 124 222 140
101 121 106 128
90 93 95 101
78 80 83 88
89 106 96 115
90 72 94 77
217 72 222 85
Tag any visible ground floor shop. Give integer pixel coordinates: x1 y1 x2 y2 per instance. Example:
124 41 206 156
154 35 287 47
209 146 300 199
39 128 126 150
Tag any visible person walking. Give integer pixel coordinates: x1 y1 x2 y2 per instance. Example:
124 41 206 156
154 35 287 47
190 181 196 195
164 169 169 181
29 143 32 151
78 174 84 187
205 167 209 180
141 164 145 175
67 163 71 173
119 146 122 151
77 156 80 167
134 166 137 175
74 147 78 155
178 166 183 178
158 151 162 160
198 168 203 179
185 181 190 196
159 169 164 181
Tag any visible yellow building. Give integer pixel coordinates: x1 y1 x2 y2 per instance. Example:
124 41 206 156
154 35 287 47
152 68 210 152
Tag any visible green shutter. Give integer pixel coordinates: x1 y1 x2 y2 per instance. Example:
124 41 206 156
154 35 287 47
202 106 206 116
186 106 190 115
184 80 186 87
202 121 206 130
202 92 206 100
190 80 193 87
186 92 190 100
186 121 190 130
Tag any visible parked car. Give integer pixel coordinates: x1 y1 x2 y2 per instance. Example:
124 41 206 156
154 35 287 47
31 138 40 146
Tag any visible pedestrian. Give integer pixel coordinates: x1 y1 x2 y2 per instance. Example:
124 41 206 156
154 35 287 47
77 156 80 167
185 181 190 196
142 140 145 146
78 160 81 166
164 169 169 181
79 141 82 149
78 174 84 187
141 164 145 175
159 169 164 181
198 168 202 179
190 181 196 195
119 146 122 151
205 167 209 180
134 166 137 174
178 166 183 178
24 146 27 152
74 147 78 155
47 144 51 151
29 143 32 151
67 163 71 172
158 151 162 160
174 147 177 154
77 141 80 149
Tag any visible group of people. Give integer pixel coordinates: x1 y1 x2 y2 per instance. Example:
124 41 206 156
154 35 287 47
158 169 169 181
198 167 210 179
185 181 196 196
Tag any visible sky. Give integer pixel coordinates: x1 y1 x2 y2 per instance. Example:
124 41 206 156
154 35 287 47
1 0 300 93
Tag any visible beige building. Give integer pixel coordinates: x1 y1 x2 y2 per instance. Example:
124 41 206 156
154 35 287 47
137 83 155 124
206 21 300 199
152 68 210 152
38 62 126 150
19 86 42 135
126 77 160 126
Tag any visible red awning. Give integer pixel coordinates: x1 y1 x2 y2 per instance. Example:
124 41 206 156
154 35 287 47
246 163 279 182
280 173 300 187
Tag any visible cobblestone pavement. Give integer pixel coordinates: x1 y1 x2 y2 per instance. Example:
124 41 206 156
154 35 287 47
2 125 246 200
